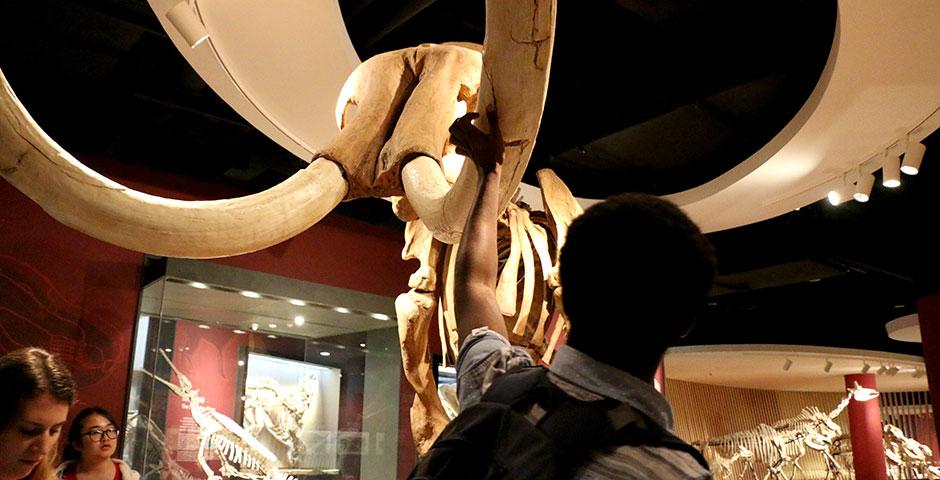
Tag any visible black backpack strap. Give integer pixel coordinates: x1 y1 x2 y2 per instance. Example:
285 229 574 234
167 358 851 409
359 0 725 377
481 366 710 471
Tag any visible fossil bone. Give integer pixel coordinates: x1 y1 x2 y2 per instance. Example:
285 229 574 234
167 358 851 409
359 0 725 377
0 0 555 258
145 351 295 480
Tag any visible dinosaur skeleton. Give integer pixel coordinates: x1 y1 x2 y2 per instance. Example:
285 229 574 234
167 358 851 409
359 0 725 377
125 410 195 480
883 422 940 479
146 350 295 480
705 445 757 480
694 382 879 480
242 376 319 467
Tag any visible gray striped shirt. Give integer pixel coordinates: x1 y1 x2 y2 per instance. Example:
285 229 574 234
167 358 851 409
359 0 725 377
455 328 712 480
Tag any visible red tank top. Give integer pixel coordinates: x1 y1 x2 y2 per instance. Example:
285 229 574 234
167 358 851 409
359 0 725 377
61 462 121 480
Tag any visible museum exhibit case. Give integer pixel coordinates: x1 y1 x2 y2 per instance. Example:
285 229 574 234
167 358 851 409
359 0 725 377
122 258 401 480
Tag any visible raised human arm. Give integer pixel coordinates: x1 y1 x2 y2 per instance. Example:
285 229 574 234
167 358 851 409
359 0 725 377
450 110 509 342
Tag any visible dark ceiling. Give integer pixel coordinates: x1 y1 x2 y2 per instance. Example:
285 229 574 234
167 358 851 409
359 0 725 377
1 0 936 357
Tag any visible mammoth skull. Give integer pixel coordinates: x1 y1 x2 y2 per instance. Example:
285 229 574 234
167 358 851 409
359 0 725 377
0 0 555 257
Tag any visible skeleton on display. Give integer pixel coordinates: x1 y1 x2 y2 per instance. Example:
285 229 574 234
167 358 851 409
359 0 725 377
704 445 757 480
243 376 319 467
0 0 557 454
883 423 940 479
694 382 879 480
125 410 194 480
146 351 296 480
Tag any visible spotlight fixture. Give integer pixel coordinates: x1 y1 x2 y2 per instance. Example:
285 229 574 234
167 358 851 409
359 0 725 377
824 360 833 373
319 351 331 357
912 368 926 379
862 363 871 374
783 359 793 371
166 1 210 48
237 360 245 367
901 140 926 175
882 153 901 188
877 364 888 375
854 170 875 202
887 365 900 376
827 175 852 206
268 323 277 329
370 313 392 321
250 323 259 331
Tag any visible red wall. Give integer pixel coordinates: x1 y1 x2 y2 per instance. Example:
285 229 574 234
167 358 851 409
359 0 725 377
0 156 419 475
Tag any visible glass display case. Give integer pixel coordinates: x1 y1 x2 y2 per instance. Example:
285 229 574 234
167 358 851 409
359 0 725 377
123 258 401 480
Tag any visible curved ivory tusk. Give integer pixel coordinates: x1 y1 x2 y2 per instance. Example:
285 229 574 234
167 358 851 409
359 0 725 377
0 67 347 258
402 0 556 244
401 155 480 245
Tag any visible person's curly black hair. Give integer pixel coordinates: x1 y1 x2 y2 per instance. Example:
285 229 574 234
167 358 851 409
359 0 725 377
559 193 716 377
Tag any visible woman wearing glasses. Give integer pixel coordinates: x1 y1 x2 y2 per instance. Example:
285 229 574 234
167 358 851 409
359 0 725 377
56 409 138 480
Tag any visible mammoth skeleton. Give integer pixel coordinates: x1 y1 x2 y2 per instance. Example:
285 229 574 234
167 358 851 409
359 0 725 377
1 0 560 456
0 1 555 257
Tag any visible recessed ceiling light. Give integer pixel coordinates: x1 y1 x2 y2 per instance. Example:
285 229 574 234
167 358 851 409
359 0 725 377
164 348 172 353
289 299 306 306
294 315 305 326
237 360 245 367
233 329 246 334
334 307 351 314
267 334 277 339
370 313 391 321
198 324 211 330
240 291 261 298
360 343 366 348
268 323 277 329
190 282 208 289
250 323 259 331
319 351 331 357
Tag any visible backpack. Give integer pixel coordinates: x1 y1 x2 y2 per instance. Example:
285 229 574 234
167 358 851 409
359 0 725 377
409 366 710 480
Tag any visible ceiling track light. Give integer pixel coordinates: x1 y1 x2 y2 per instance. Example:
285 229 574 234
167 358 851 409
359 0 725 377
861 363 871 374
854 167 875 202
783 359 793 371
827 175 852 206
877 364 888 375
902 138 926 175
824 360 833 373
166 1 210 48
882 152 901 188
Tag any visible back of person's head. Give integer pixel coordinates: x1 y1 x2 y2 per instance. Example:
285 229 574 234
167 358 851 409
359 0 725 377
559 193 716 378
0 347 76 430
63 407 118 461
